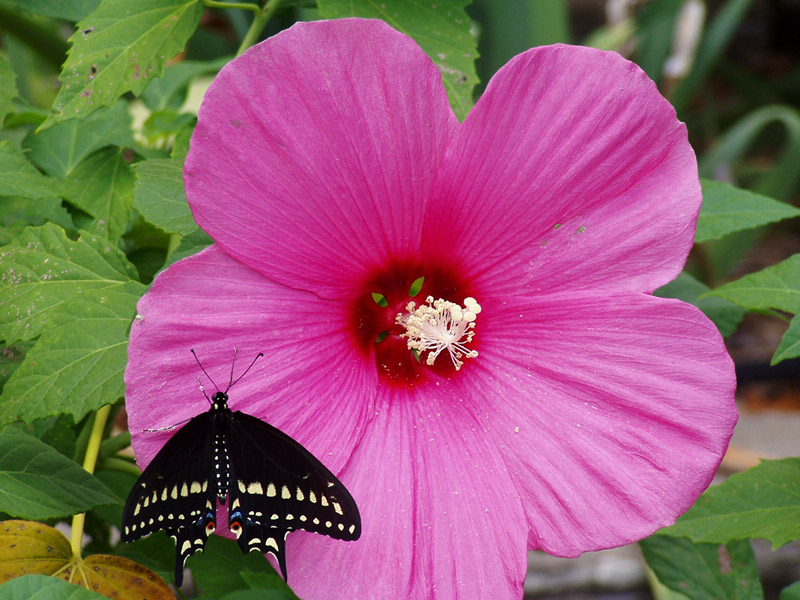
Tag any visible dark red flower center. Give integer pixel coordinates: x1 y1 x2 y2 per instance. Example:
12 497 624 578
350 259 479 386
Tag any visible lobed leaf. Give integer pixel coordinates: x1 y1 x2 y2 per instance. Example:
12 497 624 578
641 535 763 600
0 431 119 519
0 224 138 345
23 102 133 178
659 458 800 549
317 0 479 121
696 179 800 244
41 0 204 129
0 575 107 599
0 282 145 425
61 147 135 241
0 142 62 200
0 57 18 124
133 157 196 235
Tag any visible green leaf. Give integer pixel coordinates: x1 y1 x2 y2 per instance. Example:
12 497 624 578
773 316 800 364
655 272 746 337
709 254 800 313
0 141 62 200
41 0 205 129
707 254 800 363
0 282 144 425
0 575 108 599
0 197 74 247
23 102 133 178
317 0 478 120
697 179 800 243
163 227 213 268
0 343 29 394
132 156 196 235
140 109 195 150
61 147 135 241
0 56 19 124
0 429 119 519
221 590 295 600
141 56 230 111
188 536 296 599
112 530 174 584
3 0 102 21
780 582 800 600
0 223 139 345
660 458 800 549
641 535 763 600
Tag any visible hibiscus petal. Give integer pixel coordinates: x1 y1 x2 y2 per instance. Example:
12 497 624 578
467 291 736 556
125 245 376 473
424 44 700 295
285 389 528 599
185 19 458 298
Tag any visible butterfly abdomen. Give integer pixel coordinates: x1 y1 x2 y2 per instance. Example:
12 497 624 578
212 407 232 501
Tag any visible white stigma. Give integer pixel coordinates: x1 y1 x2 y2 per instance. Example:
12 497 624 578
397 296 482 371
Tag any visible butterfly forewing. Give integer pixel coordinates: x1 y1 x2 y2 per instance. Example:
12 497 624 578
226 410 361 578
122 412 219 585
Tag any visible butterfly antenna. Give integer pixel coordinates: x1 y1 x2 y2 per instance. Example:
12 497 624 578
191 349 220 399
197 376 212 405
228 351 264 391
228 347 238 390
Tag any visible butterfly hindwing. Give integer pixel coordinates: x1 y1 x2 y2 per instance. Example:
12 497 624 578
122 411 219 585
225 410 361 579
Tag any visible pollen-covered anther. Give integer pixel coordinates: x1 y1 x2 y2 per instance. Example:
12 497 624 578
397 295 482 370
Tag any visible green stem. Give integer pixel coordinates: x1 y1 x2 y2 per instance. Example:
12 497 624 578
204 0 261 13
70 404 112 557
236 0 283 56
99 456 142 478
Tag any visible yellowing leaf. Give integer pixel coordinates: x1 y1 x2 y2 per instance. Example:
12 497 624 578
0 520 71 582
0 521 174 599
59 555 175 600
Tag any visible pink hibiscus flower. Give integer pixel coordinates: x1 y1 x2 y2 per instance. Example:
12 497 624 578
125 18 737 599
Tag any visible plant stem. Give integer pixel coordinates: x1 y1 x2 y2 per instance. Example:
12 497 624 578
236 0 283 56
99 456 142 478
70 404 112 557
204 0 261 13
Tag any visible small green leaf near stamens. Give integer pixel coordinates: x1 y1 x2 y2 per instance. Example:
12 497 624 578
411 349 421 363
375 331 388 344
372 293 389 307
409 277 424 297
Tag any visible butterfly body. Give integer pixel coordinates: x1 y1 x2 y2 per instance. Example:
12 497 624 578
122 359 361 587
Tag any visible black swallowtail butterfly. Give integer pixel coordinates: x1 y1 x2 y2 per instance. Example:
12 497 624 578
121 350 361 586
